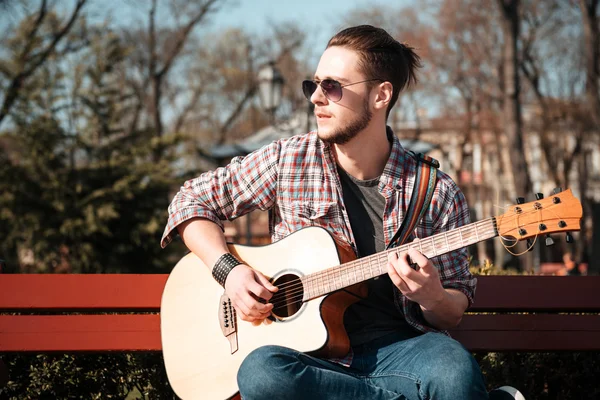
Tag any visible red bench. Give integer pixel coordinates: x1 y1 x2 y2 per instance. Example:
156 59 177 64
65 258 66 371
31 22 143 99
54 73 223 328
1 274 599 386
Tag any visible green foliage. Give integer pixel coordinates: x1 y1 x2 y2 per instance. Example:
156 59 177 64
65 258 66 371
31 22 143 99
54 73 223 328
0 20 189 273
0 353 176 399
2 349 599 399
476 351 600 400
0 112 186 273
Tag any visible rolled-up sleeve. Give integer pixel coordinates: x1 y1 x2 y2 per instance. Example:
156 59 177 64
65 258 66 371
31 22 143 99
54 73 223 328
430 186 477 307
160 141 280 248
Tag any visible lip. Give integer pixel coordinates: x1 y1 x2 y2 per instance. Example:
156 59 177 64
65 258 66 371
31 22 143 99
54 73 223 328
315 112 332 119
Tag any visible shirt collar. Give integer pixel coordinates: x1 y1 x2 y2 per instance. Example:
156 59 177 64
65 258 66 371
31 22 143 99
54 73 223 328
380 126 409 192
319 126 410 193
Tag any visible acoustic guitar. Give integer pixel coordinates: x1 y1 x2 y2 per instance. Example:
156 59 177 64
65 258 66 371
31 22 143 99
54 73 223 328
161 189 581 399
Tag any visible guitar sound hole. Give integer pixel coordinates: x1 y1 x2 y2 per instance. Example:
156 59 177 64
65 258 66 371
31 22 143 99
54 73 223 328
270 274 304 319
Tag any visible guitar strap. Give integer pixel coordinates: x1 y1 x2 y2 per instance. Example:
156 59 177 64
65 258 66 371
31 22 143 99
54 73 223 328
386 152 439 250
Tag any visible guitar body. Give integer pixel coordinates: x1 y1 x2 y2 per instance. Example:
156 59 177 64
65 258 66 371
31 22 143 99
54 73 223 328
160 226 360 400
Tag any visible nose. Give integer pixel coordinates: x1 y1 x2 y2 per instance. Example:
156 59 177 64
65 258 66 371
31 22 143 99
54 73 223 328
310 83 328 106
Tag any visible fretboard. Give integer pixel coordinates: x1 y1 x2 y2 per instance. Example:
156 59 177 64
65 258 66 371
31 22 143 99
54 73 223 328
302 217 498 300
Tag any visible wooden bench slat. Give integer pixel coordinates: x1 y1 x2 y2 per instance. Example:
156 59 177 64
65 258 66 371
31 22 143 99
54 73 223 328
0 274 167 311
2 275 600 312
2 313 598 352
454 314 600 331
0 315 161 351
450 331 600 351
471 276 600 312
450 314 600 351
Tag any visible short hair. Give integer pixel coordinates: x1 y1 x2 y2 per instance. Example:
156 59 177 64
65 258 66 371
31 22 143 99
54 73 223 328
327 25 422 118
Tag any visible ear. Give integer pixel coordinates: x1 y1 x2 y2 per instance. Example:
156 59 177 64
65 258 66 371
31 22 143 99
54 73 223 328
373 81 393 112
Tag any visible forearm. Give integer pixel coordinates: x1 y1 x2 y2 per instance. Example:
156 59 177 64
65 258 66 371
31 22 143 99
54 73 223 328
420 288 468 330
177 217 231 271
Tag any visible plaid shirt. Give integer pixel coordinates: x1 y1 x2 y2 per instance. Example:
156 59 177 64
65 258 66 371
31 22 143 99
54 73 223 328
161 129 476 363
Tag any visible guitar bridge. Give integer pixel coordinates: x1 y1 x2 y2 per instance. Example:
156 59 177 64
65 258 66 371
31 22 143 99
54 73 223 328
219 293 238 354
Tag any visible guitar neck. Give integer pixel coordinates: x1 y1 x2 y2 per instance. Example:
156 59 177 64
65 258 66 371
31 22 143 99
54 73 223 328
302 217 498 300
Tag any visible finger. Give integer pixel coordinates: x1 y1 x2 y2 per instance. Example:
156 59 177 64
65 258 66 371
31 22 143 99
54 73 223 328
407 248 429 269
232 297 252 317
256 272 278 292
248 281 274 302
389 251 418 280
395 252 421 281
387 260 410 293
239 293 273 317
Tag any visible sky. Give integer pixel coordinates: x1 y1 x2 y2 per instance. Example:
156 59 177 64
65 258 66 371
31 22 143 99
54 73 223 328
208 0 410 37
108 0 414 66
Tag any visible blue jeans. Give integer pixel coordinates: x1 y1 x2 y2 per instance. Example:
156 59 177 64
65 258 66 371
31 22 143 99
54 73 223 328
237 331 489 400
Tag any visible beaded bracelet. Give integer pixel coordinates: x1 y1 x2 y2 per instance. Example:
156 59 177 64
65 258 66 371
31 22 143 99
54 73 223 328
212 253 242 287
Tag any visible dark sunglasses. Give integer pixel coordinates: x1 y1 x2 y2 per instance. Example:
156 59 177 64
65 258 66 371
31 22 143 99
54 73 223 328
302 78 383 102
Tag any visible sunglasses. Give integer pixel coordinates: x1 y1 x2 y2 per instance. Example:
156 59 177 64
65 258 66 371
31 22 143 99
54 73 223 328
302 78 383 102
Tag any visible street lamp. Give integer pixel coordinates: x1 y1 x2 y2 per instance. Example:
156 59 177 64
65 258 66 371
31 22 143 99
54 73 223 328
257 61 285 124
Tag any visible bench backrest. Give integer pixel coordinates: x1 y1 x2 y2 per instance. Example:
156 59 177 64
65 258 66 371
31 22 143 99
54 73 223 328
1 275 599 352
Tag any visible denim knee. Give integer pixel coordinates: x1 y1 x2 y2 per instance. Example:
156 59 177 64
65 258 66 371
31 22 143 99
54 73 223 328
237 345 297 399
424 340 486 399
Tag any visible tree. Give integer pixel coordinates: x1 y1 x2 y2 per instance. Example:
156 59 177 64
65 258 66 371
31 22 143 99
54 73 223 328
579 0 600 125
0 16 185 273
0 0 87 129
496 0 533 199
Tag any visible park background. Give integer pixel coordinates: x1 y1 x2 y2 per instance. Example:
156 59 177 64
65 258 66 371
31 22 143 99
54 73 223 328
0 0 599 398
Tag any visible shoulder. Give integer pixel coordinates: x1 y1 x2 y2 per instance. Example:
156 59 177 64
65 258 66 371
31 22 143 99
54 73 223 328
277 131 321 151
434 168 462 201
273 131 325 162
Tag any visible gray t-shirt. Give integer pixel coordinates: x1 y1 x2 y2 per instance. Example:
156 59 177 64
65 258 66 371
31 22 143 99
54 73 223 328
337 166 418 347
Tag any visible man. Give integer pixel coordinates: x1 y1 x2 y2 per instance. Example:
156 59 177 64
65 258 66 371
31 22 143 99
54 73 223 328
162 25 523 400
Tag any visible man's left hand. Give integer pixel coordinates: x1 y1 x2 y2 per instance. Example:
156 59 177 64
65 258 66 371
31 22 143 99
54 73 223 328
386 247 445 311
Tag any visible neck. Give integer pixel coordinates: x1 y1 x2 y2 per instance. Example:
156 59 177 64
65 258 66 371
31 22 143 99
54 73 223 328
301 217 499 300
333 119 390 180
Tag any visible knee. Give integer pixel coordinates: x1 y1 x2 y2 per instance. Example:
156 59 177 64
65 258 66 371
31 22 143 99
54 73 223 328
237 345 297 399
424 338 486 398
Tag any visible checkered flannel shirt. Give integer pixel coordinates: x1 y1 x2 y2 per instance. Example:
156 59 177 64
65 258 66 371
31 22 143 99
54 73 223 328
161 128 476 365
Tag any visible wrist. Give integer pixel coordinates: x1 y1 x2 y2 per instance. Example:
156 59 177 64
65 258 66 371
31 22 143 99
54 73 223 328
212 253 242 287
420 289 447 312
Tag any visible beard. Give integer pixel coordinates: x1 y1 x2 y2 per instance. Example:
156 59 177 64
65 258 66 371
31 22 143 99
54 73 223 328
318 98 372 145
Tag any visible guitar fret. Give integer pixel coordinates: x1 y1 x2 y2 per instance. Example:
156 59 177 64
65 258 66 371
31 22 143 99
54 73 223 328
305 218 501 299
369 256 375 279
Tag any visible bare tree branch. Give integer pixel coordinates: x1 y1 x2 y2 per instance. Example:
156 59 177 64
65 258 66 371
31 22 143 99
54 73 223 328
0 0 87 128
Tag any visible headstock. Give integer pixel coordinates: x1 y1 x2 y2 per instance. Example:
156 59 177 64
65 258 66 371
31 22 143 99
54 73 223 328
495 189 582 243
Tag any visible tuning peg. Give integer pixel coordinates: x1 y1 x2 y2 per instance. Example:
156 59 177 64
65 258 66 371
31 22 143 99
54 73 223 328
566 233 574 243
516 197 525 204
545 235 554 246
552 187 563 195
535 193 544 200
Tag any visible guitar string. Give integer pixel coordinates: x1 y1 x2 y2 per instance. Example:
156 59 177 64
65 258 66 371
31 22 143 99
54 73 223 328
265 203 568 310
269 219 504 309
270 219 500 307
266 221 494 296
267 199 566 296
267 226 499 310
267 216 498 297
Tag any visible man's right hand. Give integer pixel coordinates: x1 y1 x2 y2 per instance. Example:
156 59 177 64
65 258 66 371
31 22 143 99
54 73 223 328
224 264 278 325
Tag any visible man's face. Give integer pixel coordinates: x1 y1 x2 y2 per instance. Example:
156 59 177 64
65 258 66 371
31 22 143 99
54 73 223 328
311 46 374 145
